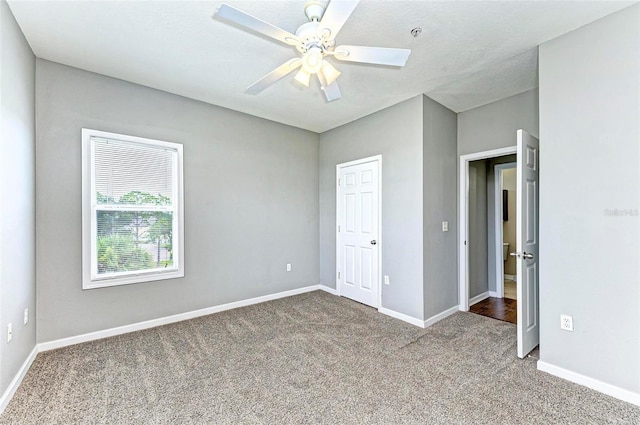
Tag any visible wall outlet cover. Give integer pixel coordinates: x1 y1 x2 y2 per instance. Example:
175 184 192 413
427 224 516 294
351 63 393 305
560 314 574 332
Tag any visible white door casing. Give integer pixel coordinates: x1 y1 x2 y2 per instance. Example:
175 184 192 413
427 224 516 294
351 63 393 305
515 129 540 358
336 156 381 308
458 146 517 311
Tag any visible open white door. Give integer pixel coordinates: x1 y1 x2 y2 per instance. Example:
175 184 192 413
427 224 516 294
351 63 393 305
337 156 381 308
515 129 540 358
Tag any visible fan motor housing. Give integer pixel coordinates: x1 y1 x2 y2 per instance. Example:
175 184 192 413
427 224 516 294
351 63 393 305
295 22 334 54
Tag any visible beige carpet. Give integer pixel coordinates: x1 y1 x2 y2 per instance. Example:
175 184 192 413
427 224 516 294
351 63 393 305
2 291 638 424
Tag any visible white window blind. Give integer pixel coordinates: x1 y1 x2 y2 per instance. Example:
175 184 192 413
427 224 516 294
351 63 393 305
82 129 184 289
94 138 175 207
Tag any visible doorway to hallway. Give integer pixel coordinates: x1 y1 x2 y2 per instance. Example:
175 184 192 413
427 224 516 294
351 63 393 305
466 157 517 325
459 130 540 358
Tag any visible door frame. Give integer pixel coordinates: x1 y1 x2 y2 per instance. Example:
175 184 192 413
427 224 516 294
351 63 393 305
458 147 516 311
336 155 382 309
493 162 517 299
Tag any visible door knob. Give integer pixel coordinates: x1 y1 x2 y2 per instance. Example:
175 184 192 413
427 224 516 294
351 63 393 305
510 252 535 260
370 240 377 245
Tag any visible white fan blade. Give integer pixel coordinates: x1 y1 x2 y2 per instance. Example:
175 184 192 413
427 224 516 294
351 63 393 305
247 58 302 94
317 72 342 102
317 0 359 40
215 4 302 47
333 45 411 66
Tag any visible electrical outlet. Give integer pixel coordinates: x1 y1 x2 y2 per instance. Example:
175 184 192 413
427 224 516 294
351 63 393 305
560 314 573 332
442 221 449 232
286 263 291 272
24 308 29 325
7 323 12 342
384 275 390 285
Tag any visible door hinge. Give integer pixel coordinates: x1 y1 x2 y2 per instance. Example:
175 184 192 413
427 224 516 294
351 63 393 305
338 272 341 279
338 178 341 186
338 225 341 232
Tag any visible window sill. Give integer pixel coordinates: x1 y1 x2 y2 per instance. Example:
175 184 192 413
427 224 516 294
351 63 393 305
82 269 184 290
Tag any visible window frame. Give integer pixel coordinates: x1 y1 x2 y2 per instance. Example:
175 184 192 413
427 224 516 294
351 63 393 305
81 128 185 290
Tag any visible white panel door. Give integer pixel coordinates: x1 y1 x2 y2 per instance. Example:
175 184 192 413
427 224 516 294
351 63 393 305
516 129 540 358
337 158 380 308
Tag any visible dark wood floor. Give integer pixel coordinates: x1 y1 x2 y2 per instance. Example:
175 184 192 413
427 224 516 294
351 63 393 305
470 297 517 324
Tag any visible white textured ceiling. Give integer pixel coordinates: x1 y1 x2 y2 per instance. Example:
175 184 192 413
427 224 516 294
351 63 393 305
7 0 635 133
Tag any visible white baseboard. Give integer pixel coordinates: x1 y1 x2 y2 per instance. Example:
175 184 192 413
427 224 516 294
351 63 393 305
469 291 490 306
318 285 338 295
537 360 640 406
424 305 460 328
379 305 460 329
489 291 500 298
504 274 517 282
378 307 425 328
0 346 38 414
38 284 324 352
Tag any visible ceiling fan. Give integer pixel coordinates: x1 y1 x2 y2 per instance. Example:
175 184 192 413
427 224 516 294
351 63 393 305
213 0 411 102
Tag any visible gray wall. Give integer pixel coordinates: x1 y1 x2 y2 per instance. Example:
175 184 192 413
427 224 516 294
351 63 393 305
539 4 639 393
319 96 425 320
36 60 319 342
0 0 37 395
486 155 516 293
422 96 458 319
468 160 488 299
458 89 538 156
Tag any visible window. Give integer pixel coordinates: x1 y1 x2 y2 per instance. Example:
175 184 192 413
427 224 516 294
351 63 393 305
82 129 184 289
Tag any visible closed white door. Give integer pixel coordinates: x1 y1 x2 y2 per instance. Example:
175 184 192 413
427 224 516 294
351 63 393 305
515 129 540 358
337 157 380 308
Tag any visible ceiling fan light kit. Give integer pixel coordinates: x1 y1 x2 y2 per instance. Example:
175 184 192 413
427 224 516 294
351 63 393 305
214 0 411 102
294 68 312 87
321 60 341 85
